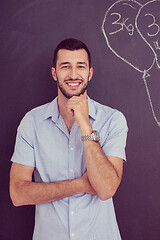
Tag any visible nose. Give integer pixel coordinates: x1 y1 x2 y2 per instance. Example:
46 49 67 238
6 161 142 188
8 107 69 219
68 67 79 79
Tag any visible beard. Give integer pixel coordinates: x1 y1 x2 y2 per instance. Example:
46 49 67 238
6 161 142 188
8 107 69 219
57 77 90 99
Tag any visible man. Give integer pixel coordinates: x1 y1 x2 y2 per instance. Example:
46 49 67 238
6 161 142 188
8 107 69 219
10 38 128 240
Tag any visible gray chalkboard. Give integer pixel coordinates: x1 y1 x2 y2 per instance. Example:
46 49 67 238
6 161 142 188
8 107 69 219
0 0 160 239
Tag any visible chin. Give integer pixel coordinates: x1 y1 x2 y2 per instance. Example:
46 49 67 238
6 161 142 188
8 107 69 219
59 87 87 99
64 92 82 99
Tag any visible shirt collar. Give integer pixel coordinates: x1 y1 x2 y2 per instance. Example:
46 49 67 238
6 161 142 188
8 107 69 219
44 97 59 122
43 95 96 122
88 96 96 120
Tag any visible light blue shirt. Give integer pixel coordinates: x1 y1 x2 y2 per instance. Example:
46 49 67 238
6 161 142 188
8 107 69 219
11 96 128 240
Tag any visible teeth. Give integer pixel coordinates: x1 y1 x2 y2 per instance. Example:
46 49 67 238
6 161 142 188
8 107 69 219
67 83 79 86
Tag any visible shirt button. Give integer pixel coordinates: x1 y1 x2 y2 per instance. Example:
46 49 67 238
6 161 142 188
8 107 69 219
70 147 74 151
70 169 74 173
71 233 75 237
71 211 74 215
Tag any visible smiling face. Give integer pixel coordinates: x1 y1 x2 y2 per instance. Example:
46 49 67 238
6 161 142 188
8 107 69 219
51 49 93 99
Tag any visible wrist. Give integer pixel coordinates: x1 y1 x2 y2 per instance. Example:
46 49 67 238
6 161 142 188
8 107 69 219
80 123 93 136
81 130 100 142
75 177 85 194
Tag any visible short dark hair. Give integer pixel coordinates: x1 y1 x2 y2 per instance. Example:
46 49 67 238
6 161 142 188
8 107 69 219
53 38 91 68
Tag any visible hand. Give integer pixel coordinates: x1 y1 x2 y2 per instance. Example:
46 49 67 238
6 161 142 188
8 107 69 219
80 171 97 195
67 95 92 135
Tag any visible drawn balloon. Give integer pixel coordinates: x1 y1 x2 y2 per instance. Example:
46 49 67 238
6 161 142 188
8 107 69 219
135 0 160 127
102 0 156 77
135 0 160 69
102 0 160 127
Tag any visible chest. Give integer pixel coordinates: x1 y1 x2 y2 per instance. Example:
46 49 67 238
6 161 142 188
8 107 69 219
33 118 86 182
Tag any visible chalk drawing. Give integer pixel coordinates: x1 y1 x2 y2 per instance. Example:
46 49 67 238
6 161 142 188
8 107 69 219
135 0 160 69
102 0 160 127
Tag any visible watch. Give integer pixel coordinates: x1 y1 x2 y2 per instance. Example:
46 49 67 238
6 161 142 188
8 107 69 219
81 130 100 142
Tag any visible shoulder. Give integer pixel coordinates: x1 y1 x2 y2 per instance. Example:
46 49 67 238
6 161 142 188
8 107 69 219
88 97 128 142
89 98 128 154
20 103 48 125
89 97 127 125
19 98 57 130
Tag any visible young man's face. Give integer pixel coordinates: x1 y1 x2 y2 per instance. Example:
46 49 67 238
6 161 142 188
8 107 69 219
51 49 93 99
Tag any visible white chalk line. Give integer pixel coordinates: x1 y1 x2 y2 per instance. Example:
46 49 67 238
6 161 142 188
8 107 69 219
143 72 160 127
101 0 153 73
102 0 160 127
135 0 160 69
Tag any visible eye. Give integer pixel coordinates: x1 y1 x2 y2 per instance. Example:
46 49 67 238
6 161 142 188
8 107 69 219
78 65 86 69
61 65 69 69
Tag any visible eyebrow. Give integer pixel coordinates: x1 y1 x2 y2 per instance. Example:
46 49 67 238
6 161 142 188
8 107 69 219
59 61 88 67
77 62 87 66
59 62 70 67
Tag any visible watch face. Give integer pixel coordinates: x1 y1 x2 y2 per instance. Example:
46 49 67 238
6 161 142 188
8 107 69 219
92 131 100 142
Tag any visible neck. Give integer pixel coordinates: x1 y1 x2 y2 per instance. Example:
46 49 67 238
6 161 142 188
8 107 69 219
58 90 72 119
57 90 74 133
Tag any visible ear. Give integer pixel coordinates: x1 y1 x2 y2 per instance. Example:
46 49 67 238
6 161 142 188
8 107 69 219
51 67 57 81
88 68 93 81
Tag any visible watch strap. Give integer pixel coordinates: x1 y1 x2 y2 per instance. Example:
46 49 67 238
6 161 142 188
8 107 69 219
81 130 100 142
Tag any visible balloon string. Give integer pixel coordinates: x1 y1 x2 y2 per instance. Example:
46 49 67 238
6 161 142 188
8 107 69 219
143 73 160 127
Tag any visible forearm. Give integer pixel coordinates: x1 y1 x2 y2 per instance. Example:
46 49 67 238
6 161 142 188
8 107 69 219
66 95 122 200
83 141 121 200
10 178 83 207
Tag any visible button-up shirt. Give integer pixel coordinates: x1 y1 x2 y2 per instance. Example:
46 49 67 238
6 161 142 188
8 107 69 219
11 96 128 240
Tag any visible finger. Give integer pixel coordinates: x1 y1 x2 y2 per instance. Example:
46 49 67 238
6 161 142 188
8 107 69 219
80 94 87 100
67 102 76 116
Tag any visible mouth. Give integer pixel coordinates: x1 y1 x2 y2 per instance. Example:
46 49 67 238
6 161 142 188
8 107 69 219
65 81 82 89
